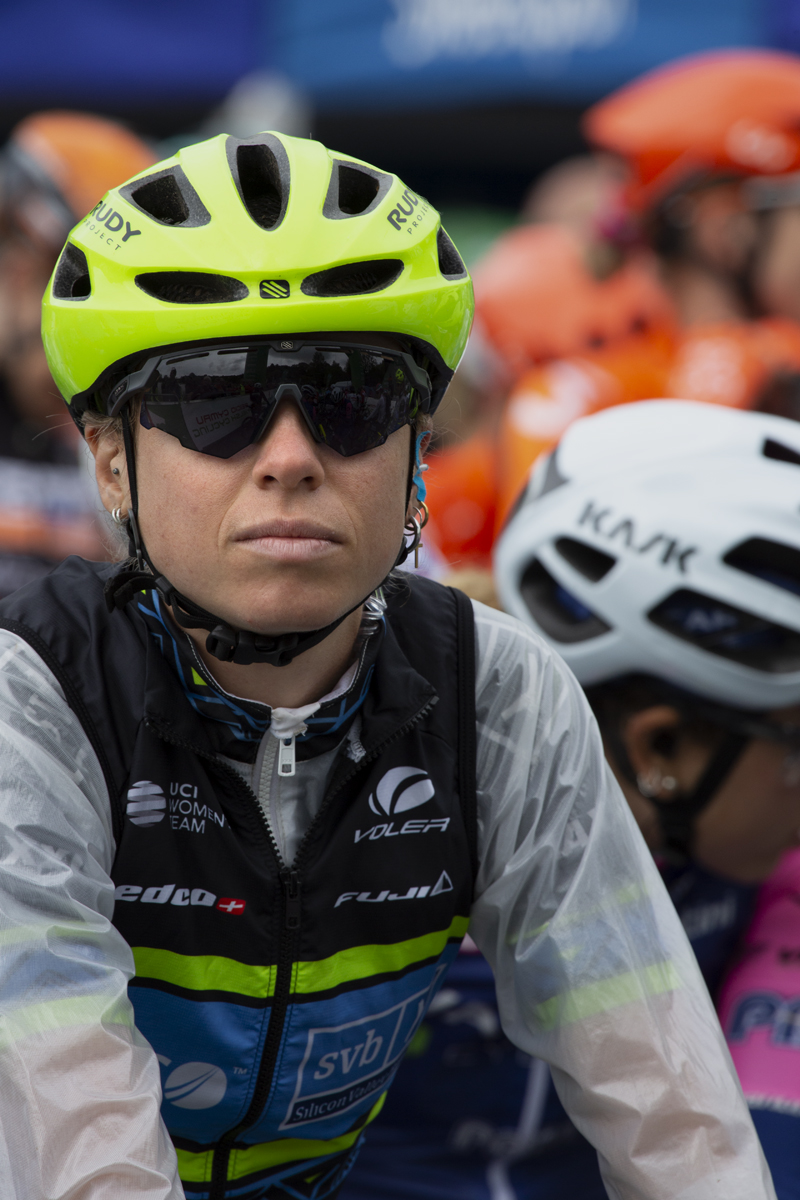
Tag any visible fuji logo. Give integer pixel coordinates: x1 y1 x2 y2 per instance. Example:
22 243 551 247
126 780 166 826
162 1061 227 1109
368 766 434 818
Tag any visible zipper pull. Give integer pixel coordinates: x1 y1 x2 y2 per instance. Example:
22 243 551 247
278 734 296 777
281 868 302 930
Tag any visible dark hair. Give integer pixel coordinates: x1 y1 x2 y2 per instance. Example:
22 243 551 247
585 674 726 754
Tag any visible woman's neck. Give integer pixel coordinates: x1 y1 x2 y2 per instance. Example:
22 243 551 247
186 606 364 709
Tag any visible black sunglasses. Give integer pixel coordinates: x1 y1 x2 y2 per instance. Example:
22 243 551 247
106 339 431 459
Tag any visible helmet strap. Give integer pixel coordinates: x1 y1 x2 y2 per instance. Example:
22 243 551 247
605 719 748 866
105 408 406 667
647 731 748 865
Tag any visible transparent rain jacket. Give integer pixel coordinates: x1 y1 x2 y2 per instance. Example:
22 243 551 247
0 601 775 1199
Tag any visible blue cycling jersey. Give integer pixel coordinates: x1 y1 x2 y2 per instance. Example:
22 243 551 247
340 861 762 1200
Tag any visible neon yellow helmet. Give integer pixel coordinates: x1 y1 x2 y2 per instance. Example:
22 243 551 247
41 130 473 420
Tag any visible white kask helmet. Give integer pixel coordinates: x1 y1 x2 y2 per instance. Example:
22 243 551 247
495 400 800 713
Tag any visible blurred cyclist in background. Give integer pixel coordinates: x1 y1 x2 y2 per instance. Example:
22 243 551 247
427 49 800 574
0 111 154 595
345 399 800 1199
493 49 800 527
426 150 675 572
493 400 800 1199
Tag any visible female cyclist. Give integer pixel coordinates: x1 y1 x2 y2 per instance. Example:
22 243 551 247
496 398 800 1198
0 136 773 1200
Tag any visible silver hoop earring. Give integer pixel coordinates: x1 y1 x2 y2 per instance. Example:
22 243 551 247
111 507 126 526
404 502 430 568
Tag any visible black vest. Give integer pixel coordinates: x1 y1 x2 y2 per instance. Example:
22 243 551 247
0 559 477 1200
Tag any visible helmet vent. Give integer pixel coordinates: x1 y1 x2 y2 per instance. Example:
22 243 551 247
121 166 210 227
323 161 392 219
53 243 91 300
762 437 800 468
724 537 800 598
649 588 800 674
301 259 403 297
437 228 466 278
520 559 611 644
554 537 616 582
135 272 248 304
227 136 290 231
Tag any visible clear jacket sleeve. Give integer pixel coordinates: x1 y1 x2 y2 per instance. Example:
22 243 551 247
0 631 183 1199
467 602 776 1200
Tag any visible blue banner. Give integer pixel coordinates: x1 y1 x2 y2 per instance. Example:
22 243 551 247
272 0 768 110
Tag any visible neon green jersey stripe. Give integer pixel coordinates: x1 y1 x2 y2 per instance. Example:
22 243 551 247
294 915 470 995
534 961 681 1030
132 947 276 998
132 916 468 999
175 1094 386 1183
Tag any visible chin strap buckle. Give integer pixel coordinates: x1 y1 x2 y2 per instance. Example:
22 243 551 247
206 624 237 663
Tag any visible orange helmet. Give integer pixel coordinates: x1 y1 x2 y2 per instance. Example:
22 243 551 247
493 327 675 529
1 111 155 249
473 222 675 378
586 50 800 211
424 431 498 570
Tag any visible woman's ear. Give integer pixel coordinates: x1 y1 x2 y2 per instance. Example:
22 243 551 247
407 427 432 518
85 424 130 516
622 706 684 800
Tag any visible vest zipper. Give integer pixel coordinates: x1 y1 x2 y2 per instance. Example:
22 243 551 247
142 721 298 1200
291 697 437 871
146 696 435 1198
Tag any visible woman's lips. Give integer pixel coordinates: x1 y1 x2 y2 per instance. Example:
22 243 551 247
234 520 343 562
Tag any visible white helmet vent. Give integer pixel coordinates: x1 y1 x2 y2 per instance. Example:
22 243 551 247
648 588 800 674
554 536 616 582
520 559 612 644
723 537 800 599
763 437 800 467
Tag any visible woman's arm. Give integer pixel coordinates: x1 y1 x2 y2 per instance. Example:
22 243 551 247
0 630 182 1199
468 602 775 1200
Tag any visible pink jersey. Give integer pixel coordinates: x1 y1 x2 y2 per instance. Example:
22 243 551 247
718 847 800 1115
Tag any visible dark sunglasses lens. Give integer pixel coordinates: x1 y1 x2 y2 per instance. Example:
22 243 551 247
139 347 273 459
281 347 414 456
137 345 417 458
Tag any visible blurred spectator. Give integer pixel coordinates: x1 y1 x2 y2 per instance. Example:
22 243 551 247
0 111 154 595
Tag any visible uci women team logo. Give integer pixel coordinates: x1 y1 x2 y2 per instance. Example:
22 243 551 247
126 780 166 826
368 766 434 817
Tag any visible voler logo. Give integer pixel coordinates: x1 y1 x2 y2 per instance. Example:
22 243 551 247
358 767 447 842
158 1058 227 1109
369 766 434 816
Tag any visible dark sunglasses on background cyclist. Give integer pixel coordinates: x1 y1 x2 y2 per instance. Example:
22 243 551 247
103 339 431 459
